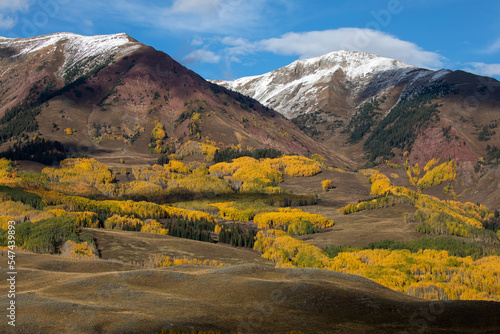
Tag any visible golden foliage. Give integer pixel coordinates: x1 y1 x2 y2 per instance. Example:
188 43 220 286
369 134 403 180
178 140 219 161
214 224 223 234
140 219 169 235
209 201 275 222
104 214 142 230
207 155 321 192
417 160 457 190
169 166 233 194
46 208 67 217
404 160 415 186
145 253 225 268
0 216 16 230
0 200 52 223
404 159 455 190
254 208 333 231
42 158 115 195
132 165 171 185
131 162 233 195
269 155 322 177
61 240 98 259
211 202 252 221
151 120 167 140
208 161 238 178
233 159 282 184
321 179 333 191
122 180 164 198
330 249 500 301
0 158 18 183
254 230 330 268
254 230 500 301
424 158 440 172
412 163 422 177
162 206 216 224
213 157 282 192
284 164 321 177
70 211 99 228
164 160 191 174
368 172 392 196
31 189 217 224
337 195 411 215
340 169 496 242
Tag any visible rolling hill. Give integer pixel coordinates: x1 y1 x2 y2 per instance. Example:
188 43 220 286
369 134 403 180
1 250 499 334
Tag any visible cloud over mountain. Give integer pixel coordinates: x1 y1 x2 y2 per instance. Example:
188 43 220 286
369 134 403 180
258 28 444 69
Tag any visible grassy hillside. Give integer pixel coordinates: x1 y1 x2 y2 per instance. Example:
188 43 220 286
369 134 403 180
0 149 500 332
1 251 499 334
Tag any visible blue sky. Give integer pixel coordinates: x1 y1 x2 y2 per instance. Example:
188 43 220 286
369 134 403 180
1 0 500 80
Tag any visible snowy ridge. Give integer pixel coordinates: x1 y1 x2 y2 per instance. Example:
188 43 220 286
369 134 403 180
0 32 140 81
299 50 416 80
214 50 450 119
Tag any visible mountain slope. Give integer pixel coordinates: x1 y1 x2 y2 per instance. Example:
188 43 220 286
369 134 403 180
214 51 500 204
213 50 439 119
0 33 353 168
4 251 500 334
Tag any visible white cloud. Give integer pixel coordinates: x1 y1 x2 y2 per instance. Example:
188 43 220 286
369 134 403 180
0 14 16 29
191 36 204 46
183 48 221 64
463 62 500 78
221 36 256 56
169 0 221 14
0 0 33 11
0 0 34 30
482 38 500 54
258 28 444 69
111 0 268 34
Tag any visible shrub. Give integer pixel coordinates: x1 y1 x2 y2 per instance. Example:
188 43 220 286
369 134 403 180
61 240 98 259
321 179 333 191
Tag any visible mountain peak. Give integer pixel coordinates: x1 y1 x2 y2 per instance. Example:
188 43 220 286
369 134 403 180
1 32 141 82
1 32 136 57
214 50 420 118
293 50 416 80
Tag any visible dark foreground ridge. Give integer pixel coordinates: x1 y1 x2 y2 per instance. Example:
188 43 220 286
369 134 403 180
2 252 499 334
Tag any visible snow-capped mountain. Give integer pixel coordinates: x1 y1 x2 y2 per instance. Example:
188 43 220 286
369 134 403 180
0 32 353 168
0 33 141 83
214 49 500 180
213 50 450 119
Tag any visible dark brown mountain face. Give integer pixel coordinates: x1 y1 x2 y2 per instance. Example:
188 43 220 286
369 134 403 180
0 33 352 168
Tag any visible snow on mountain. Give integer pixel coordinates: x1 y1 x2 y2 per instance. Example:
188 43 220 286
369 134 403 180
213 51 441 119
0 32 140 81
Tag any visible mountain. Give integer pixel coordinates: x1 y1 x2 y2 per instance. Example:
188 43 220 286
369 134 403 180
214 51 500 205
212 51 453 119
0 33 353 168
2 34 500 334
